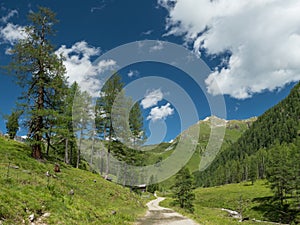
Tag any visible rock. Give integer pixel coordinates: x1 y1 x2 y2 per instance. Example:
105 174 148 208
29 213 35 222
54 163 60 172
221 208 242 219
93 179 96 183
10 165 19 169
69 189 74 195
45 171 50 177
43 212 51 218
111 210 117 215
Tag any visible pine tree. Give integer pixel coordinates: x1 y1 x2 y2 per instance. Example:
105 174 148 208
72 88 93 168
95 74 123 176
5 111 21 139
249 156 258 185
266 142 293 207
129 102 145 148
172 167 195 213
5 7 66 159
56 82 79 164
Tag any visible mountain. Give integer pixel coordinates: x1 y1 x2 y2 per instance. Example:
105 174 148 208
195 82 300 187
141 116 255 189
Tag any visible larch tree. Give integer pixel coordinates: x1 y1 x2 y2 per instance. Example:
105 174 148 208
95 74 123 176
6 7 67 159
96 73 145 179
5 110 22 139
266 142 293 207
129 102 145 148
172 167 195 213
72 88 93 168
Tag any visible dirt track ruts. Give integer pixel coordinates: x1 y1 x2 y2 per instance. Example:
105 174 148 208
135 197 199 225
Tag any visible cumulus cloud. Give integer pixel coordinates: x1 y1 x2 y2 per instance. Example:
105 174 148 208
141 89 164 109
55 41 117 97
149 40 164 52
147 103 174 121
159 0 300 99
0 23 27 45
127 70 139 77
0 9 18 23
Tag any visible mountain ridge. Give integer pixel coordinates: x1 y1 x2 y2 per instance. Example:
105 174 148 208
195 81 300 187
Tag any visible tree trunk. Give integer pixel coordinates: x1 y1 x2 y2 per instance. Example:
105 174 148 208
123 162 127 186
106 148 110 176
46 138 50 156
65 138 69 164
77 128 83 168
32 142 42 159
90 132 95 165
105 121 113 176
70 144 73 166
100 154 104 175
32 85 44 159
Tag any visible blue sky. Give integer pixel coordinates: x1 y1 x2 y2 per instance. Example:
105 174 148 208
0 0 299 144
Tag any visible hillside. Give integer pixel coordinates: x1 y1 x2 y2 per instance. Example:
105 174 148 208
0 136 146 225
142 116 255 189
195 82 300 187
160 180 276 225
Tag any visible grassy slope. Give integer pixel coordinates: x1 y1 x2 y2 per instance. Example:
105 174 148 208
147 118 253 190
0 137 146 225
146 117 254 170
160 180 275 225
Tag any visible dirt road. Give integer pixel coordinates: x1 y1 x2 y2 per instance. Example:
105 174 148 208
135 197 199 225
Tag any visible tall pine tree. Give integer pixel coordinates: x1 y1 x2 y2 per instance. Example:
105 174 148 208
6 7 67 159
95 74 123 175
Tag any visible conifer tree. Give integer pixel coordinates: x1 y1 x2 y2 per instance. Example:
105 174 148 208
172 167 195 213
72 88 93 168
266 142 293 207
129 102 145 148
95 74 123 175
6 7 66 159
5 111 21 139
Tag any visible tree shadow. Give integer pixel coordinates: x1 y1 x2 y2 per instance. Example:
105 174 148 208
251 196 299 224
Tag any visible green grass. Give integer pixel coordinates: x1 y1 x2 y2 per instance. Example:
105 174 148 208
152 119 251 190
160 180 276 225
0 137 147 224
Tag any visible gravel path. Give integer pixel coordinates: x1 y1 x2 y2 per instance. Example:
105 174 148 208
135 197 199 225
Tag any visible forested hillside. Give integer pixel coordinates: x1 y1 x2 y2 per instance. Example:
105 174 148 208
195 82 300 186
195 82 300 223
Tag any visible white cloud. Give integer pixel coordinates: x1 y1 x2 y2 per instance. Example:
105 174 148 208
127 70 139 77
0 9 18 23
141 89 164 109
0 23 27 45
142 30 153 35
5 47 12 55
91 6 106 13
55 41 117 97
147 103 174 121
159 0 300 99
149 40 164 52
